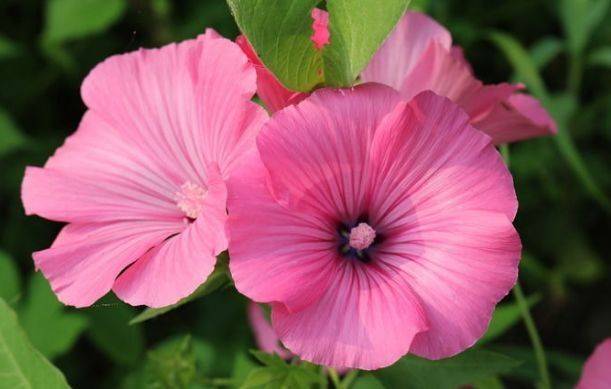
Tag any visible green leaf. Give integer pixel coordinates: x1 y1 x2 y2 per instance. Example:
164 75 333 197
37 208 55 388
42 0 127 44
492 345 584 383
529 37 563 70
18 274 88 359
241 351 321 388
589 46 611 68
250 350 287 368
144 335 197 388
0 108 26 157
560 0 610 55
0 298 70 388
130 253 230 324
374 349 520 389
479 295 540 344
489 32 547 98
473 376 505 389
323 0 411 86
85 295 144 366
0 250 21 303
352 373 386 389
227 0 324 92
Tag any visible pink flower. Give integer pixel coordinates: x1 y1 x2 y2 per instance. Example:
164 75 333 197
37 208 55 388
240 10 556 144
361 12 556 144
248 302 292 359
577 339 611 389
227 84 521 369
21 30 267 308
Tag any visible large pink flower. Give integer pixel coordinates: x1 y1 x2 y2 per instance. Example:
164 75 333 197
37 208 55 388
227 84 521 369
577 338 611 389
21 30 267 308
240 10 556 144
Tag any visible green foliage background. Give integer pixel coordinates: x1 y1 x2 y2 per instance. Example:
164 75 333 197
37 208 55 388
0 0 609 388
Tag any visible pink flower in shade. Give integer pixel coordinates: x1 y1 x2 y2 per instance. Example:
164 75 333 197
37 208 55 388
240 10 556 145
20 30 267 308
227 83 521 369
248 302 292 359
577 339 611 389
361 11 556 144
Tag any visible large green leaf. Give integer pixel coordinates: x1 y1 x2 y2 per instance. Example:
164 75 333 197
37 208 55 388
130 253 231 324
560 0 610 55
0 298 70 389
323 0 410 86
374 349 520 389
479 295 540 344
227 0 324 92
18 274 88 360
85 295 144 366
42 0 127 44
0 108 26 158
0 250 20 304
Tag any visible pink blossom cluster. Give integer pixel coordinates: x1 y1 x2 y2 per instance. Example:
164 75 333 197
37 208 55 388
21 12 557 370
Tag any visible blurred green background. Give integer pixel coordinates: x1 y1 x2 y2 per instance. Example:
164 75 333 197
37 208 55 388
0 0 609 388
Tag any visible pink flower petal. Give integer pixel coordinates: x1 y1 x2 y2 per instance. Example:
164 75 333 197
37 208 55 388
311 8 330 49
256 84 401 217
113 167 228 307
248 302 291 359
33 220 180 307
369 91 520 358
578 339 611 389
22 112 181 224
273 262 428 370
81 29 266 179
361 11 452 91
474 93 558 144
235 35 308 113
227 149 337 312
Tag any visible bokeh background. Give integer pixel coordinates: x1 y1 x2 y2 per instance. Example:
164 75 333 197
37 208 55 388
0 0 609 388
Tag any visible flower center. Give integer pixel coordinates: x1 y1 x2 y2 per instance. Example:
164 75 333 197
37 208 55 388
348 222 376 251
175 181 207 219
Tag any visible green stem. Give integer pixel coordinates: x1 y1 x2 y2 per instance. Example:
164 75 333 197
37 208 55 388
340 370 359 388
328 368 342 388
513 282 551 389
501 144 551 389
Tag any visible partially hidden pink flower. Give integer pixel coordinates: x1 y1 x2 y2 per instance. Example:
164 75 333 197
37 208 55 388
361 11 556 144
248 302 292 359
21 30 267 308
227 84 521 369
240 10 556 144
577 338 611 389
